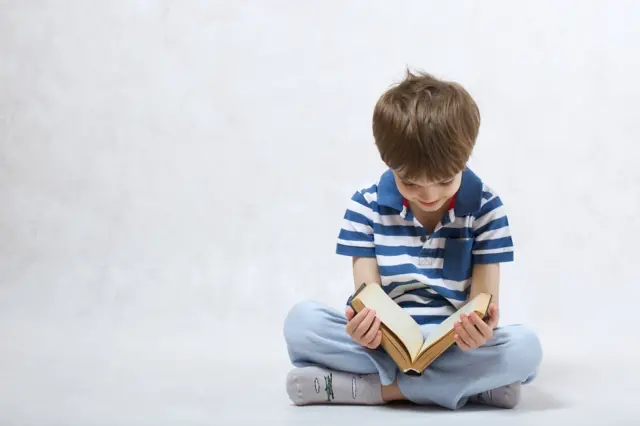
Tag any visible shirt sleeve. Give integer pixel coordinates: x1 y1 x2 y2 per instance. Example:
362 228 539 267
336 189 377 258
471 193 514 264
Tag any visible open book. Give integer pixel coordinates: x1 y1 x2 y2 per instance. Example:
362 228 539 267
349 283 492 375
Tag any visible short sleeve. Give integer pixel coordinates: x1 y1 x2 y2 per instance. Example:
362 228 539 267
336 189 377 258
471 193 514 264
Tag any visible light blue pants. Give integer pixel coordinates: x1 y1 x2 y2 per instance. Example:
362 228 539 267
284 300 542 409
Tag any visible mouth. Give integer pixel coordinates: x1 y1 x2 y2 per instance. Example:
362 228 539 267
418 199 440 207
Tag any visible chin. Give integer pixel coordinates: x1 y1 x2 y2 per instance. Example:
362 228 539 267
416 200 445 212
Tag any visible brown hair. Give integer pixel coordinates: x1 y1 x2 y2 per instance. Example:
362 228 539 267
372 69 480 182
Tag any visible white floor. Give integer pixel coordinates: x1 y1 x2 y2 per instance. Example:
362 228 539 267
222 355 639 426
213 352 640 425
3 2 640 426
1 322 637 426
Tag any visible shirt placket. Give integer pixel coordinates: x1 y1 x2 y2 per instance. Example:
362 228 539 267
403 196 456 267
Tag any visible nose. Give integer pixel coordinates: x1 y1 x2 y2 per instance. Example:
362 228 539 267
417 187 438 202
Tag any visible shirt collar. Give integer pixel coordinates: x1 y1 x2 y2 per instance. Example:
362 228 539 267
377 169 405 211
377 167 484 216
454 167 484 215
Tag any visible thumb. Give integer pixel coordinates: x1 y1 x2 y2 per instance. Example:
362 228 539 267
345 306 355 321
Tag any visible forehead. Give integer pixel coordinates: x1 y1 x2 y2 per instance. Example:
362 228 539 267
395 170 457 185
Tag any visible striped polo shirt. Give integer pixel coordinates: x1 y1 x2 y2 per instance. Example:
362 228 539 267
337 168 514 325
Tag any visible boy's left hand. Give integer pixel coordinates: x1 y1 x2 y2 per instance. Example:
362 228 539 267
453 303 499 351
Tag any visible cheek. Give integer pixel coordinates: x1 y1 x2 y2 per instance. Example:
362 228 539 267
398 186 414 198
446 181 462 197
443 186 457 197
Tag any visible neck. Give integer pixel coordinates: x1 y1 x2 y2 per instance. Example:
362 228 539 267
409 199 451 232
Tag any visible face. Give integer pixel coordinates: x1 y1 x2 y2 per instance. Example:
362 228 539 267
393 170 462 214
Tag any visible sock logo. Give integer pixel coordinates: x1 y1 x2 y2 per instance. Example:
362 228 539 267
324 373 334 402
352 376 357 399
314 378 320 394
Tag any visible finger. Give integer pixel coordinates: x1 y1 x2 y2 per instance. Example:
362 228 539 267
454 321 475 348
454 333 471 350
345 307 355 321
469 312 493 339
367 331 383 349
353 308 377 339
461 314 483 347
463 313 487 343
346 307 368 335
487 304 500 329
362 317 381 345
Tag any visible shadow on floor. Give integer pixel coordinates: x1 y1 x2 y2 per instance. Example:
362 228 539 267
383 362 569 415
382 385 565 414
515 385 566 412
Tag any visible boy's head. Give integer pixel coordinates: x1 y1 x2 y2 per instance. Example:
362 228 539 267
372 70 480 213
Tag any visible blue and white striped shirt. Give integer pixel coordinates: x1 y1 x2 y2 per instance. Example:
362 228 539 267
337 168 514 325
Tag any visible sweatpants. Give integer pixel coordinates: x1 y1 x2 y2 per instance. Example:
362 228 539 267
283 300 542 409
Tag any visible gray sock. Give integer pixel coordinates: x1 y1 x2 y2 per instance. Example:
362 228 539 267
468 382 521 409
286 367 384 406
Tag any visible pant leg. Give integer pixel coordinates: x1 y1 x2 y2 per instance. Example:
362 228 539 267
283 300 399 385
397 324 543 409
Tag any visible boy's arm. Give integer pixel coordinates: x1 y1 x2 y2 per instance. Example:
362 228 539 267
351 257 382 292
455 190 512 350
469 263 500 309
344 257 383 349
337 188 383 348
467 190 513 325
454 263 501 350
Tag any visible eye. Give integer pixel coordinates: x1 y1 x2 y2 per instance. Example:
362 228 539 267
439 179 455 186
401 181 416 187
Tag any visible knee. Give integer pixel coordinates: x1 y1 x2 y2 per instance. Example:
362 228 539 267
283 300 326 347
497 325 543 377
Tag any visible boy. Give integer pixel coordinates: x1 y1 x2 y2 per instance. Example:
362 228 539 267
283 70 542 410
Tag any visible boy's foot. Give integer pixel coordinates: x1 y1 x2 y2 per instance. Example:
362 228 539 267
468 382 521 409
286 367 384 406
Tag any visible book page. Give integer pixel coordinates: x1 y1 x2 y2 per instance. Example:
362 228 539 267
419 293 491 353
354 284 424 360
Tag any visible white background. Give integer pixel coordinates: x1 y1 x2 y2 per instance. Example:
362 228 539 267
1 1 638 425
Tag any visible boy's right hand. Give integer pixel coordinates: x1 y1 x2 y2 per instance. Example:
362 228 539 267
345 306 382 349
